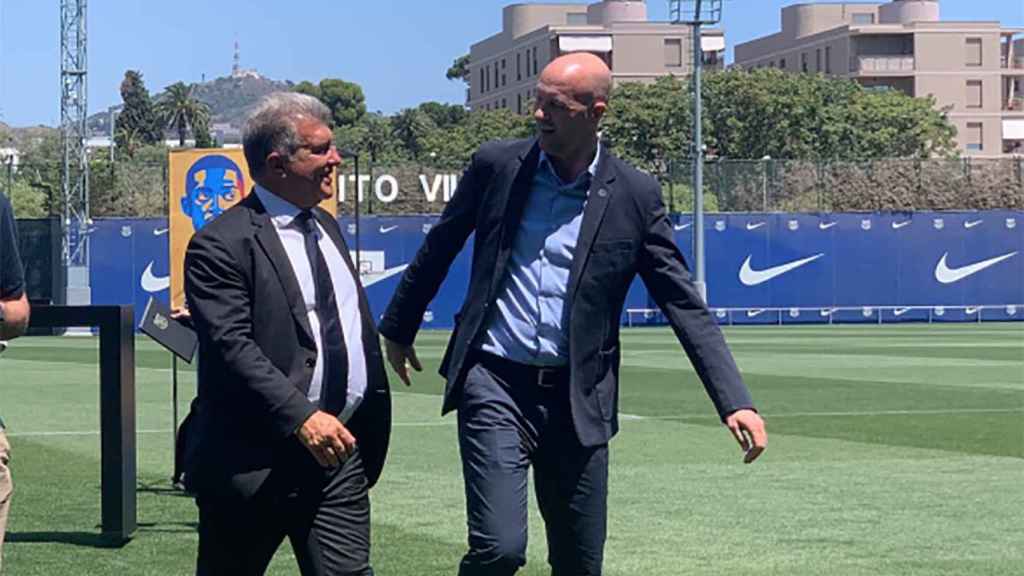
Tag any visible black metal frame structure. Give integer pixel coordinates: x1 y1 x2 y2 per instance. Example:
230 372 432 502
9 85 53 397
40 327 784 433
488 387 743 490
29 305 136 544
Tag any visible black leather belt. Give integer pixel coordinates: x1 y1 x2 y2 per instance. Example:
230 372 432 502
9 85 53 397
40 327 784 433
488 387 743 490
476 351 569 388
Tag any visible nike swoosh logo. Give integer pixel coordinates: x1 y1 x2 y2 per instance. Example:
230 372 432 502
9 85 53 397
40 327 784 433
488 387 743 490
674 223 692 231
965 307 979 315
893 307 911 317
819 222 837 230
153 228 169 236
746 309 766 318
934 251 1018 284
964 220 983 229
379 225 398 234
892 221 911 230
820 308 837 317
746 222 766 231
739 253 825 286
362 264 409 287
140 262 170 293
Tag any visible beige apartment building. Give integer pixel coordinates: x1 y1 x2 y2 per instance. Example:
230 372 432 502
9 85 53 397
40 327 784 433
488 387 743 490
735 0 1024 157
468 0 725 115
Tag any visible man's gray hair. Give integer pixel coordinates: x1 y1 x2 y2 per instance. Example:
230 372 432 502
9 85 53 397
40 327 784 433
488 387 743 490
242 92 332 175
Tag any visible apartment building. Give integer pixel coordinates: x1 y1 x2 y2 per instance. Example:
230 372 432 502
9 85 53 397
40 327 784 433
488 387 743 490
735 0 1024 156
468 1 725 115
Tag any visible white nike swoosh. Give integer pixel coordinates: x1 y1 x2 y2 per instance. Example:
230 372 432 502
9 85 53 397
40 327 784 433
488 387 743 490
739 253 825 286
674 223 692 231
965 307 979 315
153 228 169 236
746 309 766 318
379 225 398 234
746 222 766 231
819 222 837 230
362 264 409 287
140 262 170 293
934 251 1018 284
892 221 911 230
819 308 837 317
964 220 983 229
893 307 911 317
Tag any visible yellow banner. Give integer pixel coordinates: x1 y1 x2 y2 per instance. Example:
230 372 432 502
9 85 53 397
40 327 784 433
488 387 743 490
168 149 339 308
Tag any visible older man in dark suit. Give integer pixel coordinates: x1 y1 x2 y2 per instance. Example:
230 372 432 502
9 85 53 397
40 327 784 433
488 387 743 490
185 92 390 576
379 52 766 575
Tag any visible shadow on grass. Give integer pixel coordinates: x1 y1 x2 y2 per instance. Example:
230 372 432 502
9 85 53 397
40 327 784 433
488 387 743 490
6 531 121 548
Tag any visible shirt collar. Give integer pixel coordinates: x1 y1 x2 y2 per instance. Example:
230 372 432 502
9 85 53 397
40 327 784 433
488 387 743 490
538 141 602 191
253 183 306 230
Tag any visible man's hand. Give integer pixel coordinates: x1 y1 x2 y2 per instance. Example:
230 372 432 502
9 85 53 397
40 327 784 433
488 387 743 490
725 409 767 464
296 411 357 468
382 336 422 387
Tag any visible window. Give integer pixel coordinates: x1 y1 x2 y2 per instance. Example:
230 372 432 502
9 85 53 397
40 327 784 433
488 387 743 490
852 13 875 25
966 80 983 109
533 47 539 76
485 66 490 92
966 122 983 151
501 98 507 109
825 46 832 74
779 58 787 70
801 53 808 73
664 39 682 68
479 68 485 93
566 12 587 25
966 38 983 67
517 94 522 115
517 53 522 81
495 62 500 87
816 48 822 72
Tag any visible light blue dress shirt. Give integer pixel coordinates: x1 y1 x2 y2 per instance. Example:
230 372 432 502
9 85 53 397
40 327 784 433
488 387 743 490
478 144 602 367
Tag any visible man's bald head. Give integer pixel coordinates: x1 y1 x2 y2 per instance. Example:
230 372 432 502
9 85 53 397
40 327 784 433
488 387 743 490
538 52 612 106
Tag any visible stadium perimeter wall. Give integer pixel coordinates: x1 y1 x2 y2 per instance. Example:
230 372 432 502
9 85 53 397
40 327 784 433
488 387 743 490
18 210 1021 329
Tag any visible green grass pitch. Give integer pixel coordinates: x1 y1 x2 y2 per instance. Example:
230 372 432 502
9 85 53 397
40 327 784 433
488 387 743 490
1 324 1021 575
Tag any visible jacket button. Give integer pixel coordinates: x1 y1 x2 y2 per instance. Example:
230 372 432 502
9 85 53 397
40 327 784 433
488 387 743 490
305 358 315 368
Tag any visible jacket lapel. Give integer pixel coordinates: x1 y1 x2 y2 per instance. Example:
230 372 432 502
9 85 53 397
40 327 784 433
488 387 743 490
566 152 616 304
246 193 317 348
489 140 541 298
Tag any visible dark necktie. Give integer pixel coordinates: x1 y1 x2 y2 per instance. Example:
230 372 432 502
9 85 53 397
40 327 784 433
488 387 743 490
295 210 348 415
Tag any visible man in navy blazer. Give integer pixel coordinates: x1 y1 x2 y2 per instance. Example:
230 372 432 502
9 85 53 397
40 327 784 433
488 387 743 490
379 53 766 575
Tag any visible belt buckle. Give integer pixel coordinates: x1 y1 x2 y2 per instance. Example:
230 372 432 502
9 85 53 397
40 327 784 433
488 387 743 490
536 367 557 388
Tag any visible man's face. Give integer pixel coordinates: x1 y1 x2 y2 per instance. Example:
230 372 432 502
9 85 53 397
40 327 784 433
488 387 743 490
283 119 341 208
533 80 597 159
183 168 240 230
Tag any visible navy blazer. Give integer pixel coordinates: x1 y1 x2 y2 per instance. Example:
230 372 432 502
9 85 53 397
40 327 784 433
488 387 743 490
185 192 391 501
379 138 753 447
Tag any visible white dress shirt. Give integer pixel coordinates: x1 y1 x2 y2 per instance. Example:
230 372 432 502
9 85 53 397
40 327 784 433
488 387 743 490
254 185 366 423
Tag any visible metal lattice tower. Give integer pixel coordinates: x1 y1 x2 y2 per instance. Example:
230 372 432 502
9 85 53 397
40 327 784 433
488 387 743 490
669 0 723 304
60 0 90 304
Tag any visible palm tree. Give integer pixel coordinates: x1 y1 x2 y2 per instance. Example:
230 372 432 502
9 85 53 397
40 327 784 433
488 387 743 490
155 82 210 147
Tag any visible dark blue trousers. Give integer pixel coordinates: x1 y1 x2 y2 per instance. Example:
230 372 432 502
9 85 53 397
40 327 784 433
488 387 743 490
457 354 608 576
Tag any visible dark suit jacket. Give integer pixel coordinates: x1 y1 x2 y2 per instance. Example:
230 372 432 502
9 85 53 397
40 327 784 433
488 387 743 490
185 192 391 502
379 138 753 447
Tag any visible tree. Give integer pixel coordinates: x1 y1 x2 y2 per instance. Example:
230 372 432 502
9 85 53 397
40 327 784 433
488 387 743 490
293 78 367 129
446 54 471 84
421 108 533 168
115 70 163 154
417 101 468 130
391 108 438 161
603 75 692 183
192 113 216 148
155 82 211 147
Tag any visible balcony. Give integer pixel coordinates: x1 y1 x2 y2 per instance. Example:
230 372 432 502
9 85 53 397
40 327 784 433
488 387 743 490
851 55 915 74
1004 97 1024 113
1001 55 1024 71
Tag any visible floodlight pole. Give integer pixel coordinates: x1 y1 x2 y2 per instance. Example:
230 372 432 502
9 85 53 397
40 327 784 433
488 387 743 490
671 0 722 305
692 3 706 304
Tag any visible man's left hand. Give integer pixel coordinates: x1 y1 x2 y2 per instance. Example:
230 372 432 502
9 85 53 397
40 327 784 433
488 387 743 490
724 409 767 464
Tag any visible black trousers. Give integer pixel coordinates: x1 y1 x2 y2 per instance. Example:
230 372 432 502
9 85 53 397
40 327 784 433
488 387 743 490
457 354 609 576
195 447 373 576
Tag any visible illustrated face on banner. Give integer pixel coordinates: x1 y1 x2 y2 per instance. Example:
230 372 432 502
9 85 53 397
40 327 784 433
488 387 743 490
181 155 245 231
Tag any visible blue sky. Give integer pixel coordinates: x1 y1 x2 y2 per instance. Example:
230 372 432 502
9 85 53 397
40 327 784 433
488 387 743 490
1 0 1022 127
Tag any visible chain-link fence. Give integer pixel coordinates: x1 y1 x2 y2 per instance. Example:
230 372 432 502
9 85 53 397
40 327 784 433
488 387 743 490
4 155 1023 217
